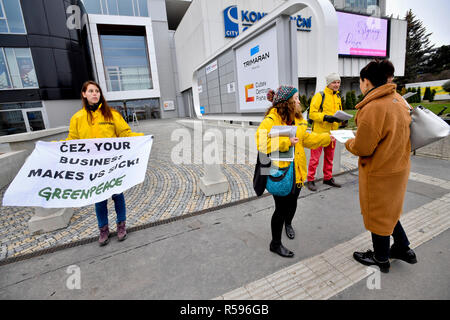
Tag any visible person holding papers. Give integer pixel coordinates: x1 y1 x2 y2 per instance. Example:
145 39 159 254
256 85 333 258
66 81 144 246
345 60 417 273
305 73 345 192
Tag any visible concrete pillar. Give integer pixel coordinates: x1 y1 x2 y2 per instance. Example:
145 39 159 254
28 207 74 234
199 121 229 196
199 163 229 196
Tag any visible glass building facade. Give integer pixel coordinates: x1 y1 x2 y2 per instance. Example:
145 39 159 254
0 47 38 90
79 0 162 121
344 0 381 14
100 34 153 92
0 0 26 34
0 0 92 136
81 0 149 17
0 101 45 136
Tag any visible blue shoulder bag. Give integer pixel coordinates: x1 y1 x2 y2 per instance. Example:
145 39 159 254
266 162 295 197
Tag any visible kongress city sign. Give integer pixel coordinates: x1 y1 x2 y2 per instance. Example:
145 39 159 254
223 5 312 38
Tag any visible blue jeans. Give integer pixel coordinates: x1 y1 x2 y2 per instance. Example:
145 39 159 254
95 193 126 228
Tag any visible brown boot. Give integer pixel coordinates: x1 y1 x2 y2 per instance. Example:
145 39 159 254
305 181 317 191
117 221 127 241
98 225 110 246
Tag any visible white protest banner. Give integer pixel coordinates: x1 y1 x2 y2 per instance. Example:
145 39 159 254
2 135 153 208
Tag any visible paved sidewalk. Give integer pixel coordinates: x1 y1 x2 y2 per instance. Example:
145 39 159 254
0 118 448 300
0 154 448 299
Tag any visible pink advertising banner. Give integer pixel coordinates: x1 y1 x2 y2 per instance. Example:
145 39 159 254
337 11 388 57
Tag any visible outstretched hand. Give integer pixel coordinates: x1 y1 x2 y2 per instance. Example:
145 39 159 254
290 137 299 145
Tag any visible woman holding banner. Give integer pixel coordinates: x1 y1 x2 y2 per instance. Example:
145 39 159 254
256 85 333 258
66 81 144 246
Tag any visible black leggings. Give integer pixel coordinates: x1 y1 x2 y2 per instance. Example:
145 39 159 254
271 186 302 245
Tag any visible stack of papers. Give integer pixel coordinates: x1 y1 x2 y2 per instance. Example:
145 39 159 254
269 126 297 138
333 110 353 121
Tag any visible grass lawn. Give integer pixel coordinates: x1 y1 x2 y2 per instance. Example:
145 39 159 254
342 100 450 129
410 101 450 115
344 109 358 128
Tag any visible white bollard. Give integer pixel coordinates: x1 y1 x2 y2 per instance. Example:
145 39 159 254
199 163 229 196
199 121 229 196
28 207 74 234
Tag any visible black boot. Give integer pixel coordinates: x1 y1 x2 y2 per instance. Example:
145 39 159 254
353 250 390 273
270 241 294 258
285 224 295 239
323 178 341 188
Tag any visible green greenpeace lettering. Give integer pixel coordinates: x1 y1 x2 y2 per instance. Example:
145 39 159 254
38 175 126 201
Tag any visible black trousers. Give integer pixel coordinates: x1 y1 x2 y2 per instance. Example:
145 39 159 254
271 186 302 245
371 220 410 262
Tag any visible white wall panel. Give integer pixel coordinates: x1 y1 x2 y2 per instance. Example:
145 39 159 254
175 0 406 91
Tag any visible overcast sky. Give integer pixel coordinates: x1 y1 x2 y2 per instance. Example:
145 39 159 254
385 0 450 48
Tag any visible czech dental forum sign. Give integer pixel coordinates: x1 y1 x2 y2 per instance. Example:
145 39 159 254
236 26 278 112
224 5 311 38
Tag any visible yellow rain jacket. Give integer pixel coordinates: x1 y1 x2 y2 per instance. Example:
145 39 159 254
309 87 343 133
256 108 331 186
66 104 144 140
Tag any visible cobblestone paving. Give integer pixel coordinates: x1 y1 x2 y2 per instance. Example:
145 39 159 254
0 119 257 261
415 135 450 160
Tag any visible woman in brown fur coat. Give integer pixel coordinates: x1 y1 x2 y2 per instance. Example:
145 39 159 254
345 60 417 273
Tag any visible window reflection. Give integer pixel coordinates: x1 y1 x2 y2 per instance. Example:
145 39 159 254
138 0 148 17
110 99 160 121
0 110 26 136
0 102 44 136
82 0 101 14
118 0 133 16
0 49 12 89
26 111 45 132
0 0 26 34
82 0 148 17
106 0 118 15
0 48 38 90
100 34 152 92
344 0 380 13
